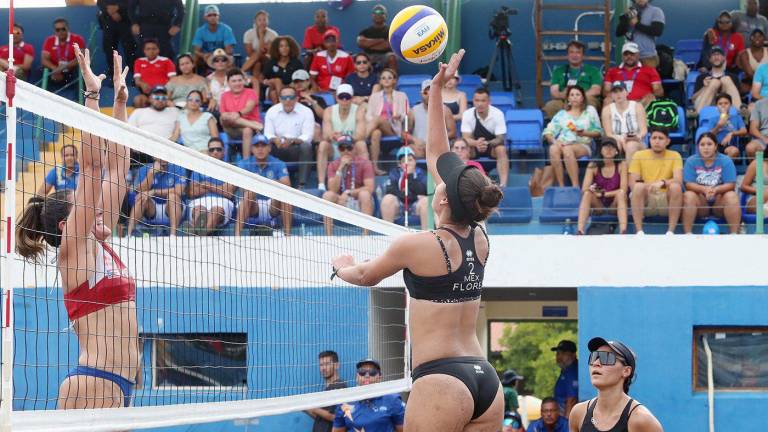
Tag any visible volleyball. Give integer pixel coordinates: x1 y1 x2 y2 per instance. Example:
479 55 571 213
388 5 449 64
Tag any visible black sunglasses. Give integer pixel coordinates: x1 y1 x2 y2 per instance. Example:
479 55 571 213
355 60 369 65
357 368 380 377
208 147 224 153
337 94 352 101
588 350 625 366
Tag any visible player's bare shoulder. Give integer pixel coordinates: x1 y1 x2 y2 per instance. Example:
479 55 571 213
568 399 591 431
628 403 664 432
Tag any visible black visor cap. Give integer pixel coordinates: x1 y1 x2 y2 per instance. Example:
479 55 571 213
436 152 477 223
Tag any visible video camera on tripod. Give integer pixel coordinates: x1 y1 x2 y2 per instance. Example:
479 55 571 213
485 6 522 96
489 6 518 39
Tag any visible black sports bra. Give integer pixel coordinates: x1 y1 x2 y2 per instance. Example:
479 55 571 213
403 226 488 303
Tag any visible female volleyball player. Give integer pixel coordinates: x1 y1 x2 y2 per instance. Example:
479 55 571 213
331 50 505 431
17 46 137 409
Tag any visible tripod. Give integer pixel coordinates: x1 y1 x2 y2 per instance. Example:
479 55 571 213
486 32 522 101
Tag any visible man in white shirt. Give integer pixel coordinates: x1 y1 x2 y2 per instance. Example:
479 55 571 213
127 85 179 165
460 87 509 185
263 86 315 187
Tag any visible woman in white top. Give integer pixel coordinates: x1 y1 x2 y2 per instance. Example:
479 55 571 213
206 49 232 114
440 71 468 121
601 81 647 163
166 53 209 109
737 28 768 82
170 90 219 153
242 10 278 81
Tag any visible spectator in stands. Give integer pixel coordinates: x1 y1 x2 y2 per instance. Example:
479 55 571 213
461 87 510 185
293 69 329 126
747 94 768 157
318 84 366 191
127 158 186 236
732 0 768 46
526 397 568 432
264 86 315 188
543 40 603 120
503 411 524 432
737 29 768 88
220 68 262 159
357 4 397 73
682 132 740 234
740 153 768 213
235 134 292 236
41 18 86 88
262 36 303 104
97 0 136 81
241 10 278 81
543 86 603 188
366 68 410 175
346 53 380 104
501 369 522 416
192 5 236 72
615 0 665 68
692 46 743 114
185 138 235 235
170 90 218 153
322 135 375 235
603 42 663 106
0 24 34 80
306 350 347 432
129 0 184 59
205 48 232 114
37 144 79 196
333 359 405 432
601 81 648 163
132 38 176 107
381 147 428 229
577 138 628 235
709 93 746 160
408 79 456 157
441 72 469 121
128 85 179 139
451 138 486 175
698 11 744 75
310 29 354 92
629 127 683 235
551 340 578 418
303 9 340 67
166 53 209 108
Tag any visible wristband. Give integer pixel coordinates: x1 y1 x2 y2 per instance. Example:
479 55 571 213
83 90 100 100
330 266 339 280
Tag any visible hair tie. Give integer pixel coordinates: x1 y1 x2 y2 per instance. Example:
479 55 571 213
28 196 44 206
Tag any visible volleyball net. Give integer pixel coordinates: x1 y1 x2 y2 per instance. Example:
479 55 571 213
0 75 410 431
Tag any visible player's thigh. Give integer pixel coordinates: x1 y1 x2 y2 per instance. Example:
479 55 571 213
58 375 123 409
463 384 504 432
404 374 473 432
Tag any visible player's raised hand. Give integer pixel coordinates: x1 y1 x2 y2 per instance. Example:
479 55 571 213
73 43 105 92
431 49 465 88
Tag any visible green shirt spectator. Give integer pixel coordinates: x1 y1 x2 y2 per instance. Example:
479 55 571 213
543 40 604 119
550 64 603 93
501 369 523 413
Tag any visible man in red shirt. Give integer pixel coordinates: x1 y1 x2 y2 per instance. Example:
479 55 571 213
133 38 176 107
220 68 263 159
302 9 341 67
41 18 86 87
603 42 663 106
310 29 354 92
0 23 35 80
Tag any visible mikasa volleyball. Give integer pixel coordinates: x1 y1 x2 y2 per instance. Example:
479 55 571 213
389 5 449 64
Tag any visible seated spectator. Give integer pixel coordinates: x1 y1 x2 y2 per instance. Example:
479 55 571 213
262 36 303 104
345 53 380 104
577 138 628 235
192 5 236 72
205 49 232 114
739 153 768 213
737 29 768 86
220 68 262 159
629 127 683 235
128 85 179 165
451 138 486 175
408 79 456 157
235 134 292 236
241 10 278 81
302 9 340 68
747 96 768 158
186 138 235 235
692 46 742 114
264 86 315 188
166 53 209 109
0 23 34 80
750 53 768 102
615 0 666 68
37 144 78 196
381 147 428 229
461 87 510 185
356 4 397 72
441 72 469 121
333 359 404 432
503 411 524 432
543 86 603 187
601 81 648 163
318 84 366 190
698 11 744 74
310 28 354 92
603 42 663 106
322 137 375 235
543 40 603 120
127 159 186 237
292 69 328 125
41 18 85 88
526 397 568 432
733 0 768 45
682 132 740 234
170 90 219 153
366 68 410 174
133 38 176 107
708 93 746 160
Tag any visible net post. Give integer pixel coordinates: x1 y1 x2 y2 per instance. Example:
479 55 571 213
756 151 764 234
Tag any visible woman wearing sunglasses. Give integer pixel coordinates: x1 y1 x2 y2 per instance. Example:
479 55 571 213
569 337 662 432
170 89 219 153
332 359 404 432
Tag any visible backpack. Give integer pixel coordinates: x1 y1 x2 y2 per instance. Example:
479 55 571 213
646 98 679 130
656 44 675 80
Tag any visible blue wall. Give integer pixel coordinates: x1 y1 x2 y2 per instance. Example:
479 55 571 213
579 286 768 431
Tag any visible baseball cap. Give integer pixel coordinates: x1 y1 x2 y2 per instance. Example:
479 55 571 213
420 79 432 92
396 146 414 160
610 81 627 91
206 48 233 68
336 83 354 97
550 340 577 353
204 5 219 16
336 135 354 147
752 28 765 37
436 152 479 224
372 4 387 15
150 85 168 95
323 28 340 40
356 358 381 370
292 69 310 81
709 45 725 56
622 42 640 54
252 134 269 146
599 136 620 151
501 369 524 386
588 337 637 384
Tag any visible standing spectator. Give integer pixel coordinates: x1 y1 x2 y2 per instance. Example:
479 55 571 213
205 48 232 114
408 79 456 157
128 85 179 139
543 40 603 120
737 29 768 85
740 153 768 213
441 71 469 121
129 0 184 59
501 369 523 416
577 138 628 235
601 81 648 163
380 147 428 229
127 159 186 237
526 397 569 432
310 29 354 92
241 10 278 81
166 53 209 108
192 5 236 72
0 24 34 80
262 36 303 104
732 0 768 46
41 18 86 88
682 132 740 234
322 135 375 235
303 9 340 67
37 145 79 196
629 127 683 235
366 68 410 174
747 96 768 158
306 350 348 432
615 0 665 68
461 87 510 185
692 46 742 114
133 38 177 107
603 42 663 106
356 4 397 73
318 84 366 190
332 359 405 432
264 86 315 188
451 138 486 175
220 68 262 159
97 0 136 80
543 86 603 188
186 138 235 235
170 90 218 153
345 53 380 104
708 93 746 160
698 11 745 74
550 340 578 418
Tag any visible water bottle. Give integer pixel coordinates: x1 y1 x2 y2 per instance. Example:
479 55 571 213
562 218 574 235
300 223 306 237
739 222 748 235
375 184 384 203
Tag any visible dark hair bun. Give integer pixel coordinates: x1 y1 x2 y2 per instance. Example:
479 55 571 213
474 183 503 221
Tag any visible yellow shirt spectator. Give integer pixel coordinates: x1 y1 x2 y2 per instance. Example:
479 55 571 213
629 149 683 188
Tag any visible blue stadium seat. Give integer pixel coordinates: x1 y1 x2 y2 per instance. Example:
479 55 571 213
686 71 700 104
539 187 581 223
669 106 687 143
490 92 516 113
675 39 703 67
505 109 544 151
291 188 326 226
398 85 422 106
694 106 739 143
488 186 533 224
740 192 768 225
315 92 336 107
394 213 422 227
398 74 431 86
458 74 484 98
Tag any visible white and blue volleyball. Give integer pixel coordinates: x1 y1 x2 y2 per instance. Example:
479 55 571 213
388 5 449 64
